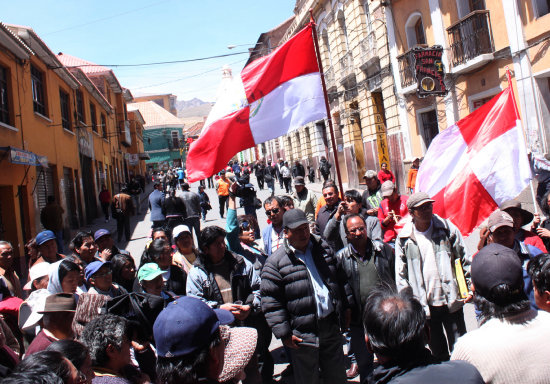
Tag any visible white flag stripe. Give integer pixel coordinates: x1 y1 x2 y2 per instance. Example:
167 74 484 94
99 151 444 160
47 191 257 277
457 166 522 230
248 72 326 144
416 124 469 196
471 122 532 205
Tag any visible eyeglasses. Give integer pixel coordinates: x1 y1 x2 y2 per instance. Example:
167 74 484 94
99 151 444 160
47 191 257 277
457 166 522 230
347 227 366 234
265 208 280 216
240 221 251 231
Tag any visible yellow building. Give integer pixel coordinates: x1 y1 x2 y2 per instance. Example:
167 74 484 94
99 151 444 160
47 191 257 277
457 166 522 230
133 94 178 116
0 23 141 264
386 0 550 158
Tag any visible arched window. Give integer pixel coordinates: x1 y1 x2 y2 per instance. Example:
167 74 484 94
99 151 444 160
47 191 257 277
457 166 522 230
405 12 427 49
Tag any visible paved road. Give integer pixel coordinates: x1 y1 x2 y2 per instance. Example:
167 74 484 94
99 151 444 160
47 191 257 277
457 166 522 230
79 177 484 383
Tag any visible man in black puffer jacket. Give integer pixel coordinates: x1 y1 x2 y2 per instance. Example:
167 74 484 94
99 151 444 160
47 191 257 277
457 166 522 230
261 209 352 384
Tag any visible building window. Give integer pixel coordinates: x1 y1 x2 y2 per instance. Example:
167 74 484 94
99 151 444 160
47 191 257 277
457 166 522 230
90 103 97 132
59 88 71 131
171 131 179 149
0 66 10 125
76 90 85 124
471 95 494 112
101 114 107 139
534 0 550 17
31 65 46 115
406 13 427 49
419 109 439 150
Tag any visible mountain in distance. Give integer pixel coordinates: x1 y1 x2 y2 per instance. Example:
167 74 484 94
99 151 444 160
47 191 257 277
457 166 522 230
176 98 213 118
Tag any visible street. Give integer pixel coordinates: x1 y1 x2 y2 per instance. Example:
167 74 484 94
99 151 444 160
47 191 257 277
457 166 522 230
75 176 484 383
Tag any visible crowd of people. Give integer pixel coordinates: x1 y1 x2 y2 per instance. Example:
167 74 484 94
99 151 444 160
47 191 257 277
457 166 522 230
1 156 550 384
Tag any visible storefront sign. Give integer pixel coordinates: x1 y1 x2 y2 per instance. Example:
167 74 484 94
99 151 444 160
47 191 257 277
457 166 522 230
371 94 390 168
3 147 48 167
414 46 447 98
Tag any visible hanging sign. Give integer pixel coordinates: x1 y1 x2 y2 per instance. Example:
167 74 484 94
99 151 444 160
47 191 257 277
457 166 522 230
414 45 447 98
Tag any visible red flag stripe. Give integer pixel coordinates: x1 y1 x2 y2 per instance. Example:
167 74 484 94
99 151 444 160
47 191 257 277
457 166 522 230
241 24 319 104
186 107 255 182
457 88 519 154
431 163 497 236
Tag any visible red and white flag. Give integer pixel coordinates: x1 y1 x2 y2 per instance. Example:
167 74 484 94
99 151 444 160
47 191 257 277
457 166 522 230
416 86 532 235
186 24 326 182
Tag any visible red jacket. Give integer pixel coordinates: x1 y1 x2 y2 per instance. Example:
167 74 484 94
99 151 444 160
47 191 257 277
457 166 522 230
378 195 409 242
378 169 395 184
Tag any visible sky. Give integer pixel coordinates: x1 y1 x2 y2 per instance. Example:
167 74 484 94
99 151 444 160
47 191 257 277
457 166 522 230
1 0 296 102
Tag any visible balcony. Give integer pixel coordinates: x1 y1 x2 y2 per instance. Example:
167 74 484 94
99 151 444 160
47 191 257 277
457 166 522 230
359 32 378 70
324 65 336 91
447 10 494 74
397 48 417 90
338 51 355 82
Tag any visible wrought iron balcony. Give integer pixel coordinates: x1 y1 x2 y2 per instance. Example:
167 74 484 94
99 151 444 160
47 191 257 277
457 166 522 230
359 32 378 68
338 51 354 81
397 48 416 89
447 10 494 68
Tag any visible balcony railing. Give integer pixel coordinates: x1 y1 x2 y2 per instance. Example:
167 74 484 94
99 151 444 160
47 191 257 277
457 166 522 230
324 65 336 89
360 32 377 66
397 48 416 89
447 10 494 67
338 51 354 80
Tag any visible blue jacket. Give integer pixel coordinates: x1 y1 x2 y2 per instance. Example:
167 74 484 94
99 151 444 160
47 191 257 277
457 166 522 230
262 224 284 256
148 190 166 221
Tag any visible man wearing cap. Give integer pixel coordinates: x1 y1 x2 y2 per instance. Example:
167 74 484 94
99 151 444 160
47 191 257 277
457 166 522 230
154 296 257 384
86 260 127 298
216 170 230 218
35 230 65 264
500 199 547 252
377 180 409 244
315 180 341 238
180 182 202 241
138 262 170 298
451 243 550 383
361 170 382 217
485 209 542 309
0 241 22 298
25 293 76 355
261 208 351 384
292 176 317 227
94 229 129 261
395 192 471 362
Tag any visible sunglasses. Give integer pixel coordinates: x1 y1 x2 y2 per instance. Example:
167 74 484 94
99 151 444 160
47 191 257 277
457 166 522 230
265 208 280 216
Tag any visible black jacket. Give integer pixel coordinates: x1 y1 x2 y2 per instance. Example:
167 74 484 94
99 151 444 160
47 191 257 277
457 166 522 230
314 200 340 237
260 234 353 345
163 195 187 217
291 163 305 177
336 241 395 324
369 349 484 384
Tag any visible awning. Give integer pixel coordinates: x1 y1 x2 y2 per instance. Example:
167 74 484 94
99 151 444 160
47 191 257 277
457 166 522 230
139 152 151 160
0 146 48 167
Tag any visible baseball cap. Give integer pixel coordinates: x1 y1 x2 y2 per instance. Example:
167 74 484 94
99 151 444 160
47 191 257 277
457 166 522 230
94 229 111 242
282 209 309 229
472 243 525 303
38 293 76 313
381 180 395 198
23 262 52 290
153 296 235 357
406 192 435 210
363 170 377 179
19 289 50 330
35 230 56 246
172 225 191 241
487 210 514 232
294 176 305 186
85 260 111 282
218 325 258 382
138 263 167 283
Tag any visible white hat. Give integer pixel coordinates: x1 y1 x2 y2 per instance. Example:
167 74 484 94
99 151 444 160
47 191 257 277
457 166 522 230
23 262 52 290
19 289 50 331
172 225 192 241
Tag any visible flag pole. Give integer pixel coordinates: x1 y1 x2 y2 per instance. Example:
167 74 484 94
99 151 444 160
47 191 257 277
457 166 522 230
309 9 344 194
506 67 539 214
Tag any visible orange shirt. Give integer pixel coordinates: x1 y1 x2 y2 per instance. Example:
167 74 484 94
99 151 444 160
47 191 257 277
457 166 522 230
217 178 230 196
